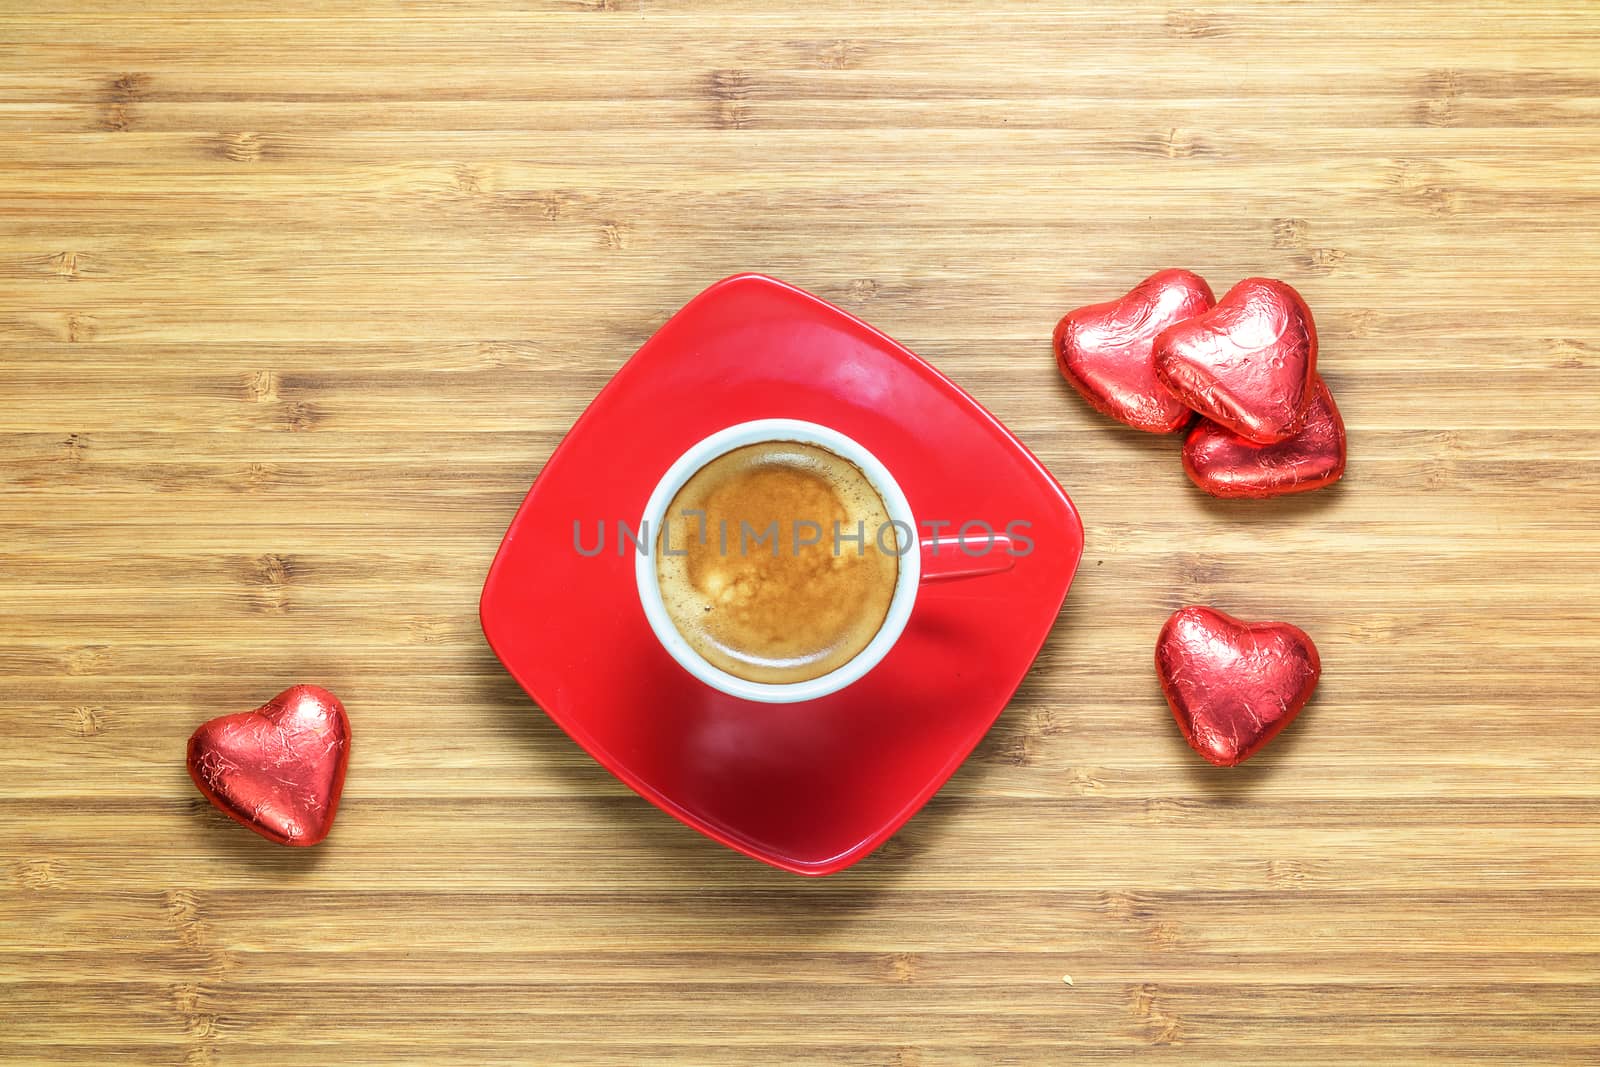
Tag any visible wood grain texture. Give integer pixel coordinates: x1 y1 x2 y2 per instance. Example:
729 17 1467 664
3 1 1598 1063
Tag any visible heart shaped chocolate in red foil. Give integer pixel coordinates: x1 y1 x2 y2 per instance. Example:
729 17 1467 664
1183 376 1347 498
1053 268 1214 433
1155 277 1317 444
188 685 351 846
1155 607 1320 767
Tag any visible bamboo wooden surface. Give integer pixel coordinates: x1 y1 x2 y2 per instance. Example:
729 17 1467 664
3 2 1599 1063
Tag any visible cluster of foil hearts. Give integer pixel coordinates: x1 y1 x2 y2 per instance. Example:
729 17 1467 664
1054 269 1335 765
1054 270 1346 498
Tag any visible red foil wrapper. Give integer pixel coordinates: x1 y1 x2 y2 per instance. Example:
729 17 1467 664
1155 607 1320 767
1154 277 1317 444
1053 268 1214 433
1183 376 1347 498
187 685 351 846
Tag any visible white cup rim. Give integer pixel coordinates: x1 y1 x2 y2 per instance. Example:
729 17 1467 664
635 419 920 704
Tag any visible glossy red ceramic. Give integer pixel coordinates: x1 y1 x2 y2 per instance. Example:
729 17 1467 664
480 274 1084 875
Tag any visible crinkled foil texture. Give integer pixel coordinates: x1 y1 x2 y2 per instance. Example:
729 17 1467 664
188 685 350 846
1156 607 1320 766
1184 376 1346 498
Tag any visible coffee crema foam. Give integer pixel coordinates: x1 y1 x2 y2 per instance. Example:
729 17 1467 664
655 441 899 685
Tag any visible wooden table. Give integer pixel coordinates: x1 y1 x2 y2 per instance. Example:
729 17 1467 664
4 2 1598 1063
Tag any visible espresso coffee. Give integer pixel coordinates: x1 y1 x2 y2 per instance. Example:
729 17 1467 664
655 440 900 685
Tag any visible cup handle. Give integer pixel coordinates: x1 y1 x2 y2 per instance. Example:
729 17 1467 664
918 534 1018 584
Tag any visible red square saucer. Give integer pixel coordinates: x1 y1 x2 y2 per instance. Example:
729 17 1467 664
481 274 1084 875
